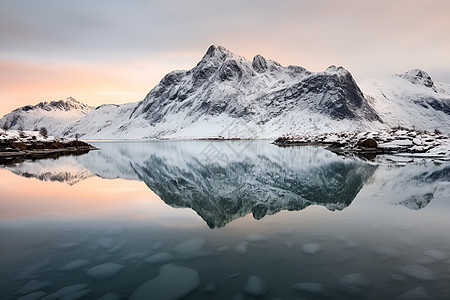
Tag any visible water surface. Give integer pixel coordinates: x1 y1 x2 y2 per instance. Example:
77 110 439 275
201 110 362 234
1 141 449 299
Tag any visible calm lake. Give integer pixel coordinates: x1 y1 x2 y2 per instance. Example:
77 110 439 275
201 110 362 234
1 141 450 300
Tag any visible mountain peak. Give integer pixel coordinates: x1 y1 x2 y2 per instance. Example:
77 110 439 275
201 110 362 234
202 45 234 61
252 54 268 73
398 69 437 92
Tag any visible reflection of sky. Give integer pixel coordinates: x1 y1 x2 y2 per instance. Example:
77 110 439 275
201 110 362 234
0 169 203 228
1 0 450 116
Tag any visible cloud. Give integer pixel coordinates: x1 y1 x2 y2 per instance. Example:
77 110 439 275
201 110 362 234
0 0 449 115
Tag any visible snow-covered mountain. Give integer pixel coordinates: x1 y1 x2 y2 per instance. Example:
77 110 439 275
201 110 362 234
0 97 92 137
61 45 382 139
1 46 449 139
359 69 450 132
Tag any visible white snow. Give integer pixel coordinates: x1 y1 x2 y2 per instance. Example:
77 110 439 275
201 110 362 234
302 243 322 255
129 264 200 300
86 263 124 279
242 275 267 296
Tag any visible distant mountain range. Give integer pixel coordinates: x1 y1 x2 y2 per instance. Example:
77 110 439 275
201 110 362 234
1 45 449 138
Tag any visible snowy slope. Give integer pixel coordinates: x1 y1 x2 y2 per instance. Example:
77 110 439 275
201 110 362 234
0 97 92 137
62 45 381 139
359 69 450 133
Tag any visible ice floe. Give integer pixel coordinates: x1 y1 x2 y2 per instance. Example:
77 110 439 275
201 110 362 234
86 263 124 279
120 252 146 262
60 259 89 271
60 289 91 300
422 249 448 262
398 286 429 300
244 233 267 242
242 275 267 296
149 241 163 251
202 283 216 292
399 263 436 281
235 241 249 255
41 284 88 300
375 246 398 259
339 273 370 296
302 243 321 255
18 291 47 300
17 279 50 294
144 252 174 264
130 264 199 300
172 237 205 257
216 246 229 252
293 282 324 294
92 238 114 250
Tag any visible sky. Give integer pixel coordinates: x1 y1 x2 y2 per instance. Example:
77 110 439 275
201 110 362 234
1 0 449 117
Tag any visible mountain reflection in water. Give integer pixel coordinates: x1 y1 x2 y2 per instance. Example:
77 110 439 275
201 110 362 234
4 141 448 228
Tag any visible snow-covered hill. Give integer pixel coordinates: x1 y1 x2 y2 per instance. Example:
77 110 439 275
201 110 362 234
0 97 92 137
1 46 449 139
359 69 450 132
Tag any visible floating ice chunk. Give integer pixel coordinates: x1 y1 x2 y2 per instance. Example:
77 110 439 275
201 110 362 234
130 264 200 300
17 258 51 279
107 242 124 254
235 241 249 255
375 246 398 259
390 274 407 282
202 283 216 292
398 287 429 300
60 289 91 300
17 280 50 294
42 284 88 300
57 242 81 249
339 273 370 296
415 256 435 264
242 275 267 296
96 293 122 300
18 291 47 300
282 240 295 249
341 239 359 250
121 252 146 262
302 243 321 255
423 250 448 262
93 238 114 250
145 252 174 264
149 241 163 251
216 246 229 252
293 282 324 294
86 263 124 279
60 259 89 271
244 234 267 242
172 237 205 256
399 264 436 281
229 272 242 279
